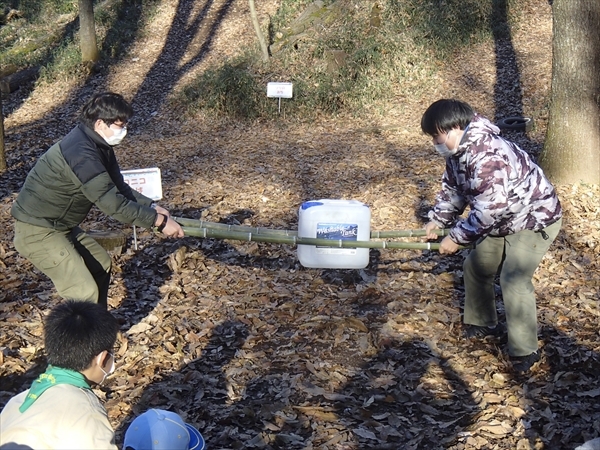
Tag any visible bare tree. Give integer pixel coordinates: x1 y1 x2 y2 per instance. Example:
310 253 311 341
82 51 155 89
540 0 600 184
0 90 6 173
249 0 269 62
78 0 99 62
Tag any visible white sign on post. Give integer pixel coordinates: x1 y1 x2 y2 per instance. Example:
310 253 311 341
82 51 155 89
121 167 163 201
267 82 293 98
267 82 293 114
121 167 163 249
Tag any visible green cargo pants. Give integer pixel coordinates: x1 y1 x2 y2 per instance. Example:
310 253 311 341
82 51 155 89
13 220 111 307
463 219 562 357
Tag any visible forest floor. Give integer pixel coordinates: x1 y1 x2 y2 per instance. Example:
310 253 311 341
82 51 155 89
0 0 599 449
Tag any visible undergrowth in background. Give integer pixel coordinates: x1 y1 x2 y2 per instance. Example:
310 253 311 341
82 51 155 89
1 0 519 119
1 0 75 22
179 60 274 120
174 0 520 120
0 0 161 81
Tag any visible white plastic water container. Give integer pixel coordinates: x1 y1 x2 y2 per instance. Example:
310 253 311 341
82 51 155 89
297 199 371 269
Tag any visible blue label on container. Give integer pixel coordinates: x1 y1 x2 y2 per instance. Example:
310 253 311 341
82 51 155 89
316 223 358 253
316 223 358 240
315 223 359 254
301 201 324 210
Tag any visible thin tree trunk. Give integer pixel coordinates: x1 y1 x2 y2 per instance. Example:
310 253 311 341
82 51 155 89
540 0 600 184
78 0 99 62
0 90 6 173
249 0 269 62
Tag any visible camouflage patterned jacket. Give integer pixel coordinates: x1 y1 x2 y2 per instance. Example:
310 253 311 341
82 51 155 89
428 115 562 245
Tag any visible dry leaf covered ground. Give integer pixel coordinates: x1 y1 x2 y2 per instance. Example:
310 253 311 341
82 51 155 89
1 0 599 449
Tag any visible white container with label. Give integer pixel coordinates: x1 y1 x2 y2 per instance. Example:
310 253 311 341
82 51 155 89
297 199 371 269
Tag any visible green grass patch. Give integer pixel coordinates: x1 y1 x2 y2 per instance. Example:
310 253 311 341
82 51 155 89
176 0 458 120
178 59 267 120
1 0 75 23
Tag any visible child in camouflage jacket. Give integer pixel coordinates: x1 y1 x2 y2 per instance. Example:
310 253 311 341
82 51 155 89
421 99 562 373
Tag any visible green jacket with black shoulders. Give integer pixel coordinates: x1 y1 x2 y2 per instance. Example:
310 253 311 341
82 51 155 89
11 123 157 230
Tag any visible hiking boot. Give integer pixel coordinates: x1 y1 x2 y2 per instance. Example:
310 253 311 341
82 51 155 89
511 351 540 373
463 323 506 341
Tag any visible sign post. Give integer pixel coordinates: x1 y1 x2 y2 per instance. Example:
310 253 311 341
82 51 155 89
267 82 293 114
121 167 162 250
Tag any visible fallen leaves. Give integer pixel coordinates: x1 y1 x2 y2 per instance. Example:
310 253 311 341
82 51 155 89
1 166 598 450
0 3 599 450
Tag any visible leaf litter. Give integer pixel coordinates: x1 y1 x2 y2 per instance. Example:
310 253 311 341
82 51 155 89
0 0 599 449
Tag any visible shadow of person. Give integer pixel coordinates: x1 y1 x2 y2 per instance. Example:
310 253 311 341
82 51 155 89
210 337 480 449
323 338 480 449
109 234 187 331
518 325 600 449
109 320 249 446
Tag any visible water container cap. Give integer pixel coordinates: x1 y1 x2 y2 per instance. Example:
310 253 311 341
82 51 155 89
301 200 369 210
301 201 324 210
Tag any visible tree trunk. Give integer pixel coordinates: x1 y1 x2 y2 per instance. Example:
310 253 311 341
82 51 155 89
539 0 600 185
0 90 6 173
248 0 269 62
78 0 99 62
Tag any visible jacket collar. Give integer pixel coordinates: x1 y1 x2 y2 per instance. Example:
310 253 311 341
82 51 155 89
78 123 113 151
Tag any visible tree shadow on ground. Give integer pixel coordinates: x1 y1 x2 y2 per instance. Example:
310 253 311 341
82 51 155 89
0 285 57 410
327 339 480 449
1 0 234 205
490 0 543 157
490 0 525 121
111 320 249 445
0 0 154 194
128 0 235 128
520 325 600 449
213 337 480 449
0 16 80 118
0 355 46 411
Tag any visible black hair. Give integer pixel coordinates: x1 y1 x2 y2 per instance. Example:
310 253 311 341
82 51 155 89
79 92 134 130
44 301 119 372
420 99 474 136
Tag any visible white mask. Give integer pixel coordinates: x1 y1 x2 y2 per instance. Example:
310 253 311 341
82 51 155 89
98 352 115 384
434 142 455 158
103 126 127 146
433 129 457 158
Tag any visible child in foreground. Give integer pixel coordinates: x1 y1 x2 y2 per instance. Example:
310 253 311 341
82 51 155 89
0 301 119 449
0 301 206 450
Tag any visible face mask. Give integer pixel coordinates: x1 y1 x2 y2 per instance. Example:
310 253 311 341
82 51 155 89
434 142 455 158
433 130 457 158
98 352 115 384
103 126 127 146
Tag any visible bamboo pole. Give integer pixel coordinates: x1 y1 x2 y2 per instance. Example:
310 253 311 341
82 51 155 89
173 217 450 239
174 217 296 236
180 226 465 251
